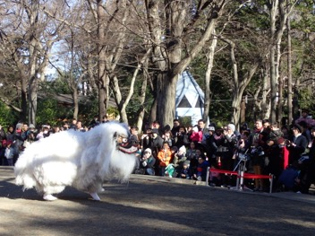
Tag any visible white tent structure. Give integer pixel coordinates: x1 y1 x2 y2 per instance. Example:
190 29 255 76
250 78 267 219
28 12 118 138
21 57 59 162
175 71 207 125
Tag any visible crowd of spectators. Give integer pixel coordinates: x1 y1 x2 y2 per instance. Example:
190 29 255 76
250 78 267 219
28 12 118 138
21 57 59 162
133 109 315 194
1 109 315 194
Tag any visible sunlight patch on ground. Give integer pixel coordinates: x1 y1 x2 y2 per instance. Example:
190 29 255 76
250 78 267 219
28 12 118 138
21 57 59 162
281 218 315 228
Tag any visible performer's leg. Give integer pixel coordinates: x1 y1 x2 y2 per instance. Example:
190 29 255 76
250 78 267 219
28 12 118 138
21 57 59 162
90 192 101 201
43 194 58 201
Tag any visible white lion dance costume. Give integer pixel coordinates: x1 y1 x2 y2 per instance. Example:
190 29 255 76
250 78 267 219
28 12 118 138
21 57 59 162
14 122 138 201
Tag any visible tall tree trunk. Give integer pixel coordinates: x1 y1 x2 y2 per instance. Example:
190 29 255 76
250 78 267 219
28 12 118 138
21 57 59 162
25 1 56 125
20 75 28 122
278 75 283 125
269 0 297 123
269 0 279 123
136 61 149 130
156 72 178 127
287 0 293 125
203 34 218 124
73 90 79 120
262 67 271 119
97 0 108 119
27 1 40 125
146 0 227 127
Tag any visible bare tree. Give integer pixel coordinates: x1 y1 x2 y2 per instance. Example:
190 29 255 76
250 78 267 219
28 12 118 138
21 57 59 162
221 37 259 129
84 0 145 121
0 0 67 125
268 0 297 123
144 0 229 127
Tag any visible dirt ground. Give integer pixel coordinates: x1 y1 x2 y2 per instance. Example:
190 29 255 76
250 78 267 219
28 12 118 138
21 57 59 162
1 166 315 236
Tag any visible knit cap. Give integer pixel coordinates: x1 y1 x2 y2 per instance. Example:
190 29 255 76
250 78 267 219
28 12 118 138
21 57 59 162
227 124 235 132
144 148 152 155
178 145 186 154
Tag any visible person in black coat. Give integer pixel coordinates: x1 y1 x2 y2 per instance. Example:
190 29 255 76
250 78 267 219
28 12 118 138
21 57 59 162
286 124 308 165
173 125 189 148
295 126 315 193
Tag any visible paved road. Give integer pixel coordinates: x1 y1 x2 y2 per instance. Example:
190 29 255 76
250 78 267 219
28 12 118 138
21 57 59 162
1 166 315 236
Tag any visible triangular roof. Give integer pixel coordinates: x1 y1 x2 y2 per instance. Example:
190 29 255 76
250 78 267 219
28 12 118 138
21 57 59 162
176 71 204 108
177 95 191 108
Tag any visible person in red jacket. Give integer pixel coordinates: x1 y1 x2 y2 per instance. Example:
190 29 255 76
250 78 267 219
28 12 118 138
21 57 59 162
189 125 203 143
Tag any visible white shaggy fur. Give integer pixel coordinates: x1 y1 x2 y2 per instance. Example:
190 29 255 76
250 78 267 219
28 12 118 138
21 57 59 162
14 122 137 201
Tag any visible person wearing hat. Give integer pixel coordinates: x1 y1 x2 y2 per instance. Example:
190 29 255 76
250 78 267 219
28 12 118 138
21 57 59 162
205 124 217 167
172 145 187 177
150 128 164 156
286 124 308 165
140 148 156 175
219 123 239 187
180 161 191 179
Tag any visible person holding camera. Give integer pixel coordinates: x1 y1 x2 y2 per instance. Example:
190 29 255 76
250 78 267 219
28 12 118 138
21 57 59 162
173 126 189 148
140 128 153 151
205 125 218 167
236 130 250 160
162 130 174 148
141 128 163 174
286 124 307 165
171 119 180 137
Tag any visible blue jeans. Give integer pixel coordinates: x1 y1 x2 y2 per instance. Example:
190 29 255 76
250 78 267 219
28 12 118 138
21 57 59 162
146 168 155 175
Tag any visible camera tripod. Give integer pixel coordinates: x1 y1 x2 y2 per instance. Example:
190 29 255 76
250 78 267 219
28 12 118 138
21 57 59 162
232 151 253 192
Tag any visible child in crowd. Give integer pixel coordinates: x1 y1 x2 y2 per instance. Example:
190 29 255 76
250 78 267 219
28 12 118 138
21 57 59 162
193 156 210 181
189 148 204 177
157 142 172 176
4 141 15 166
173 145 187 177
180 161 191 179
186 142 197 160
140 148 156 176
